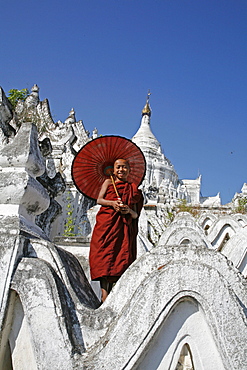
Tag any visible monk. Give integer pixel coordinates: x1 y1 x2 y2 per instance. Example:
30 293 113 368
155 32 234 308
89 159 144 302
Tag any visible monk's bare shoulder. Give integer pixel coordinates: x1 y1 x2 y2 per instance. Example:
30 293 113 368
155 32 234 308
103 179 112 186
97 179 112 203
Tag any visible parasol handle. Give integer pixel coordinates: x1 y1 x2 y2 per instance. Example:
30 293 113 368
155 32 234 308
110 174 121 201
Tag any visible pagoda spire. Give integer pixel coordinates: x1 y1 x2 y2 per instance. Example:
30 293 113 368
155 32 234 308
132 90 159 150
142 90 151 116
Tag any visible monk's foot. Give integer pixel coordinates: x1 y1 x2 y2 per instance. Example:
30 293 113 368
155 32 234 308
101 288 108 302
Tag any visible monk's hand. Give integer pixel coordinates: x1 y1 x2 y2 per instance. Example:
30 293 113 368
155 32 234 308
120 204 138 219
112 200 123 212
119 204 130 214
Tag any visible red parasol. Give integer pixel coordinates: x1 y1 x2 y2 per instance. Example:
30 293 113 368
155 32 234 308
71 135 146 200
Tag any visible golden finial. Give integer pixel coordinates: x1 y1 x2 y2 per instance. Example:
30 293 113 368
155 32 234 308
147 89 151 102
142 90 152 116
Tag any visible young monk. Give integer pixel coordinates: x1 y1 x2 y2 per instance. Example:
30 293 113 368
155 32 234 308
89 159 144 302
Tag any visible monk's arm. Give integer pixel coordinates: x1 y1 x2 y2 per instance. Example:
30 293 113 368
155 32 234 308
97 179 122 211
97 180 139 217
121 205 138 219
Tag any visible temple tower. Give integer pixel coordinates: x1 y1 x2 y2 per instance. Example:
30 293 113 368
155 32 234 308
132 94 218 206
132 93 179 200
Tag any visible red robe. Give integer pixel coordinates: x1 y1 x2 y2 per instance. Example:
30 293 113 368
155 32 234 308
89 181 143 281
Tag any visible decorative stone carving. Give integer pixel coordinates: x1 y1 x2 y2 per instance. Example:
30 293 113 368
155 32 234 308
0 87 15 141
0 121 50 339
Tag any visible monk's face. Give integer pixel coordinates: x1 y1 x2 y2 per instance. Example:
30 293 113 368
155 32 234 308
113 159 130 181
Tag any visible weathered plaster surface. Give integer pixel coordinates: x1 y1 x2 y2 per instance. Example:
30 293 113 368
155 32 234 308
3 243 246 370
158 212 211 248
80 245 247 369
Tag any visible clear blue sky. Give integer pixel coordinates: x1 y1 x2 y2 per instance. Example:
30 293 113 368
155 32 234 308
1 0 246 204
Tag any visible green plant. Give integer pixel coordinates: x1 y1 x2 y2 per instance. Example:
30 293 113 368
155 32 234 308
63 192 76 236
8 88 30 108
167 211 175 222
235 197 247 214
176 199 200 217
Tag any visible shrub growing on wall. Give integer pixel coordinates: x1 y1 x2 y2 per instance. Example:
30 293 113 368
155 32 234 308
8 88 30 108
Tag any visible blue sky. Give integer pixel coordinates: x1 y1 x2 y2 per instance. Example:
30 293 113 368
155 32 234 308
1 0 246 204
